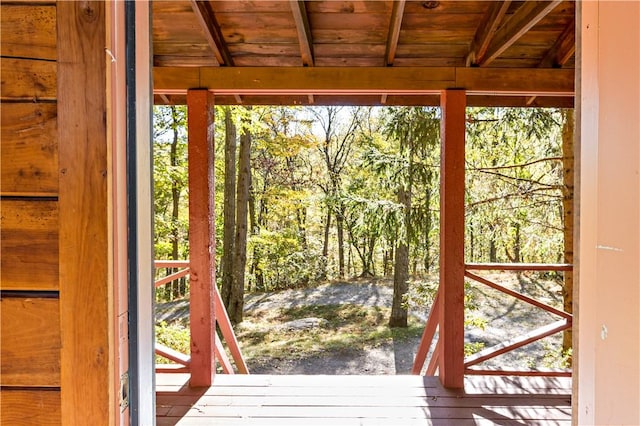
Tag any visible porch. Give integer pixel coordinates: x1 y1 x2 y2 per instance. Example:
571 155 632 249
156 373 571 425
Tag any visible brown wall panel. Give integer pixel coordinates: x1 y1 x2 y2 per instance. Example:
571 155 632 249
1 103 58 195
0 2 63 423
0 4 57 60
0 200 58 291
0 389 61 426
0 297 61 387
0 58 56 101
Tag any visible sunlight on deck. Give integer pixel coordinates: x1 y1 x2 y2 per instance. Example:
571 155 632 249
156 373 571 425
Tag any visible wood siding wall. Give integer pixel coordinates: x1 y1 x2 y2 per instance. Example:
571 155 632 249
1 2 62 424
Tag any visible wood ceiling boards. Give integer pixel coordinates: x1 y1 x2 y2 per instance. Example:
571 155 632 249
152 0 576 107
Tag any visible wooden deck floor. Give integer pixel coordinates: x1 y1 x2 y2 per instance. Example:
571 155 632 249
156 373 572 426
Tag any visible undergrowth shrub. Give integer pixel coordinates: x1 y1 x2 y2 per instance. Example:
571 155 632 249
155 321 190 364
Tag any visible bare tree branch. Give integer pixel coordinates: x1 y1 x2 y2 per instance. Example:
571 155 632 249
469 156 563 171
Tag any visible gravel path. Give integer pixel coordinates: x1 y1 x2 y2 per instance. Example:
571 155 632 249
244 281 396 313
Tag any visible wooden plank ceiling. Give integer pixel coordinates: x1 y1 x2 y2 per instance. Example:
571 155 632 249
152 0 576 107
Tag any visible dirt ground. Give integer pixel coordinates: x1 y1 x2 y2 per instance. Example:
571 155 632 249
156 273 566 375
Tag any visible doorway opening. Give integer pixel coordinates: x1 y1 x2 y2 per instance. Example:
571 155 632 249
151 103 573 376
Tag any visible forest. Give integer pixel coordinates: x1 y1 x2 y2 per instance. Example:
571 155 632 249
153 105 573 344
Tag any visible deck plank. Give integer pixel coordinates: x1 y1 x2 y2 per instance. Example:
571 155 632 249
165 405 571 419
156 394 570 408
158 419 570 426
157 373 571 425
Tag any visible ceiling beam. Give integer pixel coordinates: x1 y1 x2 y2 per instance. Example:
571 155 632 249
466 1 511 66
480 0 563 67
539 20 576 68
190 0 234 66
290 0 314 66
527 20 575 105
154 66 574 96
154 93 574 108
385 0 406 66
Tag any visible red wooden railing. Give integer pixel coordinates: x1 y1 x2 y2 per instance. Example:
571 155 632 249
154 260 249 375
413 263 572 377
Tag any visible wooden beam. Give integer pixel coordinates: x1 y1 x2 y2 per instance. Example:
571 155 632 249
154 267 190 288
438 89 466 389
526 20 575 105
153 66 574 96
465 367 572 377
214 334 235 374
213 284 250 374
385 0 406 66
289 0 314 66
57 1 110 422
187 89 217 387
466 0 511 66
455 67 573 95
426 340 441 376
465 320 571 367
154 93 574 108
539 20 576 68
465 271 573 320
465 263 573 271
155 343 190 366
190 0 233 66
412 290 440 375
480 0 563 67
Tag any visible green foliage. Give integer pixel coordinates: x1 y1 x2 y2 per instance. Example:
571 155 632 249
155 321 190 364
466 108 564 263
464 342 486 357
542 343 572 369
153 105 190 302
248 229 324 290
407 276 487 332
153 105 567 294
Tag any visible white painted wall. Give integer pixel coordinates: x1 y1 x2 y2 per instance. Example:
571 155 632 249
577 1 640 424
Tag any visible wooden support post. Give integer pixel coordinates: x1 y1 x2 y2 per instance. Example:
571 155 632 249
438 89 466 389
187 89 216 387
58 2 110 423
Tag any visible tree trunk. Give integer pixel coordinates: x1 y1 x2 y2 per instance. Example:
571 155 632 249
469 219 475 262
169 106 181 300
247 169 257 293
561 108 575 358
390 185 410 328
514 222 521 263
424 171 432 273
336 204 345 278
489 224 498 263
383 246 393 277
221 107 237 309
296 207 308 251
251 180 268 291
320 210 331 280
366 236 376 276
229 119 251 324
